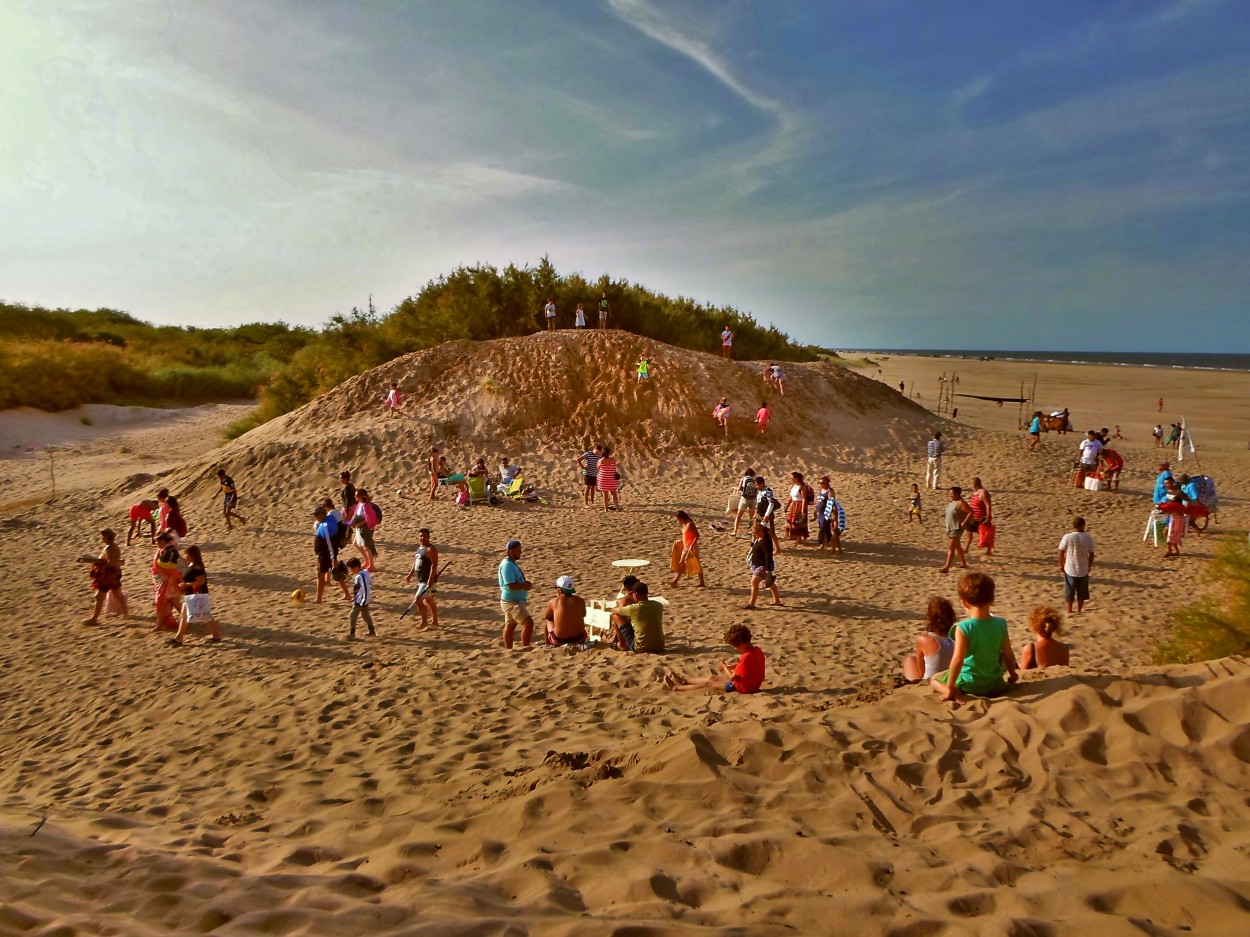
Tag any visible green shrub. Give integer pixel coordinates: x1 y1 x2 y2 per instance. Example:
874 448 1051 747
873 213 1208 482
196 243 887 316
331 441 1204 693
1154 538 1250 663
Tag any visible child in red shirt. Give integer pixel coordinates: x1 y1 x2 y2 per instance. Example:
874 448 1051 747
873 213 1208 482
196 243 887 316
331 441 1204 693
664 625 765 694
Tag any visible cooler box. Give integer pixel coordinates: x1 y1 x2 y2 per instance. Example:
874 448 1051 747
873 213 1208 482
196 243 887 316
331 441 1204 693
1084 477 1104 491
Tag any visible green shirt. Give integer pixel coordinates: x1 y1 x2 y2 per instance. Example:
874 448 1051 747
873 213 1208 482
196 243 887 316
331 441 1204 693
621 600 664 653
954 616 1009 696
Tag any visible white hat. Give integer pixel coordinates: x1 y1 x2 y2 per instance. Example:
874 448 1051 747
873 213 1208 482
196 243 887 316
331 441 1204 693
555 575 576 594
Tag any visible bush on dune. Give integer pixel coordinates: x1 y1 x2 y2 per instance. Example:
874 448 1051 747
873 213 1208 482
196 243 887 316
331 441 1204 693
1155 538 1250 663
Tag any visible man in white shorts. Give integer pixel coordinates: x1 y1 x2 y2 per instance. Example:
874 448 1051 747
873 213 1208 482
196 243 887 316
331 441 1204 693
544 298 556 331
498 539 533 647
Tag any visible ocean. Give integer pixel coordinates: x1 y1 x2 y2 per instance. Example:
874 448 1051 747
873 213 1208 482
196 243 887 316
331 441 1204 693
849 350 1250 373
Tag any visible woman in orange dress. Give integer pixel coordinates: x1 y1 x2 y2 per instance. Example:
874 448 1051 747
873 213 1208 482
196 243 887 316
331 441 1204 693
669 511 705 587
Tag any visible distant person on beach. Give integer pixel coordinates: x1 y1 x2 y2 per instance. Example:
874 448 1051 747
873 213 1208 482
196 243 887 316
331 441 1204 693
345 558 375 641
574 304 586 329
816 476 835 547
1152 424 1163 447
596 445 621 512
743 521 782 608
713 396 730 434
499 539 534 648
823 486 846 554
127 499 159 546
1158 397 1165 412
669 511 705 588
1020 606 1069 670
1113 425 1125 440
732 467 757 537
544 575 587 645
1153 462 1173 504
340 471 356 512
906 483 923 524
384 381 404 419
81 528 126 625
1027 411 1042 451
939 486 970 573
899 381 905 394
577 444 601 506
925 432 946 490
609 581 665 652
1167 423 1181 449
720 326 733 359
665 624 765 694
1076 430 1103 485
1162 479 1189 557
901 595 955 682
216 468 245 531
544 298 556 331
170 544 220 647
599 293 609 328
1058 516 1096 613
1100 446 1124 490
931 572 1019 703
756 401 771 436
963 477 993 557
403 527 440 629
428 447 441 501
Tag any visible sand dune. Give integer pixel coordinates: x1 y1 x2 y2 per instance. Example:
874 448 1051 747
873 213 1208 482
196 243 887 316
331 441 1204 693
1 335 1248 935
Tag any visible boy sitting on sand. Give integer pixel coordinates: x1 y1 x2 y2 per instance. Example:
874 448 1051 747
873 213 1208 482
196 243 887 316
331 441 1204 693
931 572 1019 704
664 624 765 694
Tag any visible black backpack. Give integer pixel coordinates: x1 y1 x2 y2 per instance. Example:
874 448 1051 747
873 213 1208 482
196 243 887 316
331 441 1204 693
373 502 383 526
740 476 757 500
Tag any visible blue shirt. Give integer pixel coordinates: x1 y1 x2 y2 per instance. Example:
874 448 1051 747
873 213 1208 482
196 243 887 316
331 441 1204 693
498 557 526 601
315 516 339 541
927 439 945 458
1153 471 1173 503
1181 480 1199 502
1029 417 1040 434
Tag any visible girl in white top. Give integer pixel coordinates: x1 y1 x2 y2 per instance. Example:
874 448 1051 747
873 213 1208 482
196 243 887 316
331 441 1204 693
902 596 956 682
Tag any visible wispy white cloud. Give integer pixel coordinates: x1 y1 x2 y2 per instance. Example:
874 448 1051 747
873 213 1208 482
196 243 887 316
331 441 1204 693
951 75 994 109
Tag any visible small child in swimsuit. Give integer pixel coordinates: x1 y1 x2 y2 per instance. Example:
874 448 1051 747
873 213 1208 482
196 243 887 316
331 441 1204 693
907 483 923 523
1019 606 1069 669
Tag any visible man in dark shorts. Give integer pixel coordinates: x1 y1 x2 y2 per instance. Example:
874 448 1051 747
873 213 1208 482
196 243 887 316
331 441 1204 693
608 581 665 653
577 445 601 506
216 468 246 531
544 575 588 645
598 293 609 329
313 506 349 603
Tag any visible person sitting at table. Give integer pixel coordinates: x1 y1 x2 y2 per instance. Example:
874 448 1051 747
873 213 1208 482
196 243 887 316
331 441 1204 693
544 575 588 645
608 581 665 653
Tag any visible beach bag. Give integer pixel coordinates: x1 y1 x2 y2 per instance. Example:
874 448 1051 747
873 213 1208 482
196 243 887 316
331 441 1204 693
373 502 383 526
978 523 996 549
183 593 213 623
454 489 470 507
1193 475 1218 511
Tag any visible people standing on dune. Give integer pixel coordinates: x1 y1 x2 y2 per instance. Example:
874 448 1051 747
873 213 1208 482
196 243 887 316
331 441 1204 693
216 468 246 531
81 528 126 625
574 304 586 329
1152 424 1164 447
786 471 812 543
313 505 350 604
1158 396 1165 412
1027 411 1042 451
127 499 159 546
756 401 771 436
636 355 651 383
544 298 556 331
599 293 609 328
163 495 188 547
577 444 601 506
721 326 734 359
815 476 834 547
669 511 705 588
754 476 782 552
597 446 621 511
822 487 846 554
906 483 923 524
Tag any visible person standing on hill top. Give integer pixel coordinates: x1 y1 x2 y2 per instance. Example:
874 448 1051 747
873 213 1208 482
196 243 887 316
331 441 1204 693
216 468 246 531
599 293 609 328
574 304 586 329
925 432 946 490
721 326 733 359
544 298 557 331
636 355 651 382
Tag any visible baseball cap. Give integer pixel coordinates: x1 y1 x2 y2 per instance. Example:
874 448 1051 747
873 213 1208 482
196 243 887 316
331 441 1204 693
505 539 522 552
555 575 575 594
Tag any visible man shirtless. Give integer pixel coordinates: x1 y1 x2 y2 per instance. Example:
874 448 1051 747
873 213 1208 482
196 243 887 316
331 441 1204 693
544 575 587 645
428 446 441 501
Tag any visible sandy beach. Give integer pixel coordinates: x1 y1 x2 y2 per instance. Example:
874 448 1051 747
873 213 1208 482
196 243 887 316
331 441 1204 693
2 332 1248 936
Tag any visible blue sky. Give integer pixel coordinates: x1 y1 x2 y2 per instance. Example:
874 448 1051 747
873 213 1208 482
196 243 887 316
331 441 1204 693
3 0 1248 351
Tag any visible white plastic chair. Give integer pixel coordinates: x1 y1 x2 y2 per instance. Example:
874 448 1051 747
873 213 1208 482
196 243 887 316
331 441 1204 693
1142 509 1166 547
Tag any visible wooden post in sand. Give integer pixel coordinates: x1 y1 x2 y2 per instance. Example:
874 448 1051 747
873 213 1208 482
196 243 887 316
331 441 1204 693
48 448 56 500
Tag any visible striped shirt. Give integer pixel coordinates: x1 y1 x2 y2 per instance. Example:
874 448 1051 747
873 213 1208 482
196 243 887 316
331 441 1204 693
352 569 372 607
581 451 600 477
927 439 946 458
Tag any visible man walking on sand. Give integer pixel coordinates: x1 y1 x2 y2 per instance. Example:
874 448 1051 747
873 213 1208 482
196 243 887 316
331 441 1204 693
925 431 946 490
499 539 534 648
939 486 970 573
1058 517 1096 614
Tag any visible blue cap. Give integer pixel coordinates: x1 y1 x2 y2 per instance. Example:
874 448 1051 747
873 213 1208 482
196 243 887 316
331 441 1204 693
505 539 522 552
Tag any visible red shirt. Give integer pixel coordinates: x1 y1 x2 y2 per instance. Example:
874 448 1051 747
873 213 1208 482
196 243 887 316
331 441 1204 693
732 646 766 694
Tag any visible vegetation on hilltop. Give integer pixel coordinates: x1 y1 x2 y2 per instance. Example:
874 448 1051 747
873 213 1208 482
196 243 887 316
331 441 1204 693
2 258 815 432
1155 538 1250 663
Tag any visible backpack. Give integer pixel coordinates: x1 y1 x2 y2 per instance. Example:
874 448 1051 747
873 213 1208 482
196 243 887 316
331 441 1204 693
372 502 383 526
755 490 780 517
740 476 757 501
